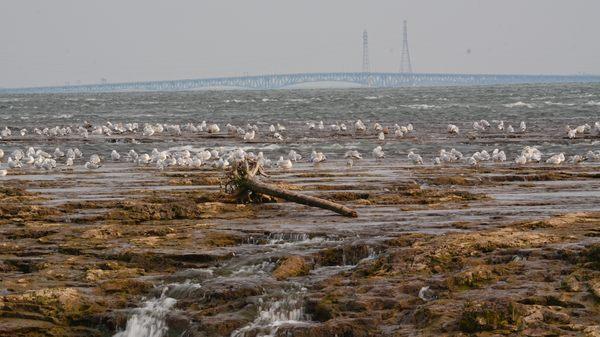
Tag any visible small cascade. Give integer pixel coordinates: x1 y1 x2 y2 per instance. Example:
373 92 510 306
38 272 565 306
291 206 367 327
230 261 276 277
113 288 177 337
245 232 341 246
164 280 202 299
230 288 308 337
362 247 379 261
267 232 309 245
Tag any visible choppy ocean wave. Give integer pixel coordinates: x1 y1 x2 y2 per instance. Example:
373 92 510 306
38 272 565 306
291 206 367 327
544 101 576 106
503 101 536 108
403 104 439 110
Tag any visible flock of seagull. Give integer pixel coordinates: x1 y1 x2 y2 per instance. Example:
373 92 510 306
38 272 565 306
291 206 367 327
0 118 599 177
1 118 598 141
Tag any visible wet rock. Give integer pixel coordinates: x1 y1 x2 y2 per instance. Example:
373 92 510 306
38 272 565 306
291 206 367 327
320 192 370 202
518 295 585 308
584 326 600 337
201 230 244 247
315 244 373 266
6 226 59 240
108 250 230 271
99 278 152 295
522 305 545 326
305 297 335 321
167 175 221 186
2 257 49 273
1 287 80 316
589 279 600 300
0 186 32 198
272 256 312 280
451 264 495 288
276 318 375 337
520 212 596 230
561 273 582 292
0 318 60 337
0 287 104 329
196 312 253 337
584 243 600 270
427 176 473 186
352 255 390 277
81 225 122 239
199 278 272 306
367 186 487 205
84 267 144 282
458 299 524 333
410 305 441 328
105 200 206 223
542 309 570 324
0 203 62 220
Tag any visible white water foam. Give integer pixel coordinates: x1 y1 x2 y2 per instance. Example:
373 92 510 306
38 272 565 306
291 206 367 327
230 261 276 277
404 104 439 110
230 290 307 337
265 233 338 247
113 288 177 337
503 101 535 108
164 280 202 299
544 101 575 106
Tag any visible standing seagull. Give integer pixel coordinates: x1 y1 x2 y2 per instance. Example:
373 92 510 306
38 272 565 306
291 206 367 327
372 146 385 159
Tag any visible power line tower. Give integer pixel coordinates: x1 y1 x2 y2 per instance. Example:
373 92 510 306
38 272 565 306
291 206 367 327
362 30 370 73
400 20 413 73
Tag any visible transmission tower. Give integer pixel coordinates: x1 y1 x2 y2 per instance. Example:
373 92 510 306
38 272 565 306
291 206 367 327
362 30 370 73
400 20 413 73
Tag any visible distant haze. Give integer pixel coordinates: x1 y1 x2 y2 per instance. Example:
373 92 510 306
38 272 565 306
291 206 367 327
1 0 599 87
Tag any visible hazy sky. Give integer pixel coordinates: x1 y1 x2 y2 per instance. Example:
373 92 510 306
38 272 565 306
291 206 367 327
1 0 599 87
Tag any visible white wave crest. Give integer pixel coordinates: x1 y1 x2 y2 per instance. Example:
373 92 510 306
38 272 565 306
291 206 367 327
503 101 535 108
544 101 575 106
404 104 439 110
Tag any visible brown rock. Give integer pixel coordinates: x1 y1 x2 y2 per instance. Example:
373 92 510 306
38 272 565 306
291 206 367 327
100 278 152 295
276 318 375 337
84 267 144 282
201 230 244 247
585 243 600 270
589 279 600 299
452 264 495 288
272 256 311 280
81 225 121 239
0 287 103 325
584 326 600 337
458 299 524 333
561 274 582 292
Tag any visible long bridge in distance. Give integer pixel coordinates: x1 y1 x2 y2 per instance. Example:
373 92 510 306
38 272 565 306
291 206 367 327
2 72 600 94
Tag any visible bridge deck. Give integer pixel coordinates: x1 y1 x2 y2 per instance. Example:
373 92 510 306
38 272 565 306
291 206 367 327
2 72 600 94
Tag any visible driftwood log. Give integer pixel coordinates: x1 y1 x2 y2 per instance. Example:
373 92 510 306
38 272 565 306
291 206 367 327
223 159 358 217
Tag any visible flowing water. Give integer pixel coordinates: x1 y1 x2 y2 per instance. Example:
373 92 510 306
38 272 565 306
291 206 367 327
1 83 599 337
113 288 177 337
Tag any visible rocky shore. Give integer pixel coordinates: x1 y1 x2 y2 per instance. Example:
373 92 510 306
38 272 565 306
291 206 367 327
1 162 599 336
